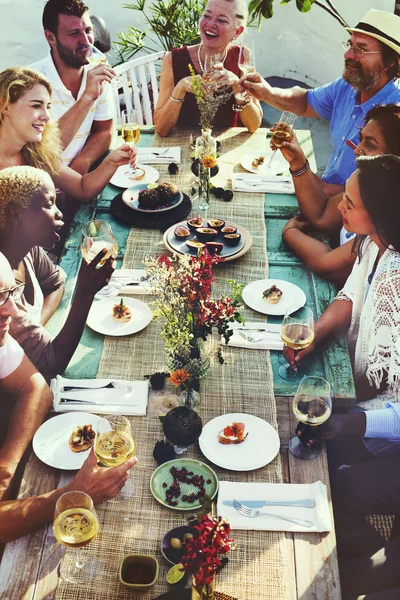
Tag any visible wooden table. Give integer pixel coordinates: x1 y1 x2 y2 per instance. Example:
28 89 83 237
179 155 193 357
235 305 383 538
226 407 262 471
0 127 346 600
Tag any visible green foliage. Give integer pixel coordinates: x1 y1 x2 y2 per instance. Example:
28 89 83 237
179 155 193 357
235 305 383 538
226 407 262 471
114 0 206 62
248 0 346 29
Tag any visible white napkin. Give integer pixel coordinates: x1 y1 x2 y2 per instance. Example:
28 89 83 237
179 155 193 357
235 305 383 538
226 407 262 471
137 146 181 164
217 480 331 533
96 269 152 299
232 174 295 194
51 376 149 416
222 322 283 351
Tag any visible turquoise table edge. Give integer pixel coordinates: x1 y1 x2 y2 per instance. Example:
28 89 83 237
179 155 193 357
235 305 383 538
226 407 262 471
46 129 355 404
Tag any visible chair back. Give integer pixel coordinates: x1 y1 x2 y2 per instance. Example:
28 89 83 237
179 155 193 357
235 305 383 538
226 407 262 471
113 51 166 127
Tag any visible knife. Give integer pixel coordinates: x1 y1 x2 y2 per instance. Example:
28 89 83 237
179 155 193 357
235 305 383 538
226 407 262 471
222 499 315 508
236 327 281 334
236 177 292 184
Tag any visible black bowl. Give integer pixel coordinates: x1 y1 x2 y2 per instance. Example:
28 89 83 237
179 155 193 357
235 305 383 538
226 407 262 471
161 525 198 565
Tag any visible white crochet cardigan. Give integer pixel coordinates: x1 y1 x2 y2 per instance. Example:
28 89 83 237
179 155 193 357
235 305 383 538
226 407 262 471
336 238 400 410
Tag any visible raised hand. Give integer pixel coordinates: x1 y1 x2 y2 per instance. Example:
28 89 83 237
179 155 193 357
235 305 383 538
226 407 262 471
84 63 116 101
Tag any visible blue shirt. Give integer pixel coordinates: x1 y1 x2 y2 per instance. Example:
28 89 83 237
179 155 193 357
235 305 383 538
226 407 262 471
365 403 400 442
307 77 400 185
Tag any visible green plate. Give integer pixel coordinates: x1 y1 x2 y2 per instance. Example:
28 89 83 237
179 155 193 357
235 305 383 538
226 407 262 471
150 458 218 511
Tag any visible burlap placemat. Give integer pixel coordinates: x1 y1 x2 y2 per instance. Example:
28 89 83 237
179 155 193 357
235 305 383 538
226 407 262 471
56 128 289 600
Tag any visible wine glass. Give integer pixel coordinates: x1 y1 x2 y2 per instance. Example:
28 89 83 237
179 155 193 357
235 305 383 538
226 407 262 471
289 376 332 460
279 305 314 381
235 40 255 102
203 52 222 79
95 415 136 468
266 111 297 171
121 108 140 145
81 220 118 266
53 491 99 582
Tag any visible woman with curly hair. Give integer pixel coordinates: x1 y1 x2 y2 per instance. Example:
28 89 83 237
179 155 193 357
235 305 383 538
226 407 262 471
0 67 136 202
0 165 115 378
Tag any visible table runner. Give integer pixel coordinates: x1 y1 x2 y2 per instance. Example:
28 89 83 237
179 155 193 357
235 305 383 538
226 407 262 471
56 128 289 600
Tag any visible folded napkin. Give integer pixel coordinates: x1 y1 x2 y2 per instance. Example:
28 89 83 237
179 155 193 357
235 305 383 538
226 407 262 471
51 375 149 416
222 322 283 351
217 480 331 533
137 146 181 164
232 174 294 194
96 269 151 299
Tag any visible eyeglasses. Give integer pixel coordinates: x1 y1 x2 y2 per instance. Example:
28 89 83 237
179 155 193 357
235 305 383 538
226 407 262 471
0 280 25 307
341 40 381 58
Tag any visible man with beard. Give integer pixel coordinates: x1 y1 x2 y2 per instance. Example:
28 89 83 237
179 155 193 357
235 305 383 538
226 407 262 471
29 0 115 176
241 9 400 195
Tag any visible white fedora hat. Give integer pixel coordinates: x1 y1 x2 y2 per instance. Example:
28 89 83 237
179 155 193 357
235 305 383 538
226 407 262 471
346 9 400 55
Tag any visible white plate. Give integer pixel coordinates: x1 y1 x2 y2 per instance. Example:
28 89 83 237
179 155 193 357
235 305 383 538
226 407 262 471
86 297 152 336
121 187 183 213
110 164 159 188
242 279 306 316
199 413 280 471
33 412 105 470
241 151 289 176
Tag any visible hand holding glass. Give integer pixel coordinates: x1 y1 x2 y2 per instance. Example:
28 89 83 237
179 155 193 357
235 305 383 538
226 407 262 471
279 305 314 381
81 220 118 266
95 415 136 467
235 41 255 102
289 376 332 460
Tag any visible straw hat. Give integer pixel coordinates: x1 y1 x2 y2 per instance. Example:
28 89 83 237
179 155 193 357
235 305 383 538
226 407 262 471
346 9 400 55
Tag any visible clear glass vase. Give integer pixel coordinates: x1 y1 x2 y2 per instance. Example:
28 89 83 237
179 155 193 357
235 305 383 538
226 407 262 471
195 129 217 161
180 387 201 409
197 162 211 212
192 575 216 600
195 129 216 213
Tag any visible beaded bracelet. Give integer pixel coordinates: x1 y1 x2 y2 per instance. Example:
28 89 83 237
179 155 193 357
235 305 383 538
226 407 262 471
289 159 310 177
232 99 251 112
170 93 184 103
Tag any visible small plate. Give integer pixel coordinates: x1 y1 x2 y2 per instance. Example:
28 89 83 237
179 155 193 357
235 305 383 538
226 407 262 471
150 458 218 511
161 525 197 565
198 413 280 471
110 164 159 188
86 297 152 336
33 412 105 470
241 151 289 176
242 279 306 316
121 187 184 213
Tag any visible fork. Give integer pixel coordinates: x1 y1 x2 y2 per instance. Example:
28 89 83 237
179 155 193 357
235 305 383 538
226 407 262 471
238 331 279 344
63 381 132 393
232 499 314 528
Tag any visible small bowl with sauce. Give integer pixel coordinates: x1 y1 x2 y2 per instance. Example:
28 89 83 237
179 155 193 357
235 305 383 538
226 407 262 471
119 554 159 590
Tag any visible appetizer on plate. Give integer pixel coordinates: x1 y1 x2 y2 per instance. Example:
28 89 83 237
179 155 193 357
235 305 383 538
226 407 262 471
262 284 283 304
112 298 132 323
128 167 146 181
69 424 96 453
251 156 265 170
218 422 248 445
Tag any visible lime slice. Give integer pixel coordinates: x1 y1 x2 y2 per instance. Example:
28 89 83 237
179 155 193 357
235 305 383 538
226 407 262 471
158 414 166 424
147 182 158 189
166 564 186 585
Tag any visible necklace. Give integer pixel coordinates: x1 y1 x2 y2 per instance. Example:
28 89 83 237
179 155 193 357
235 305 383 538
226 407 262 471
197 43 228 74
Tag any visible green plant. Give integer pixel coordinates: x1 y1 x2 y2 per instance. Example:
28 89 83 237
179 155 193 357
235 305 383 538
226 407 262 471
248 0 348 29
114 0 207 63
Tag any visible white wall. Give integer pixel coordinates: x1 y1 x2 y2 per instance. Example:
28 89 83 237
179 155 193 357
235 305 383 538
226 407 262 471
0 0 396 86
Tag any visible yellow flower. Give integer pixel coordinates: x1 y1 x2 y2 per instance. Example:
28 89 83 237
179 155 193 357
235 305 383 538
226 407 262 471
168 369 190 387
202 155 217 169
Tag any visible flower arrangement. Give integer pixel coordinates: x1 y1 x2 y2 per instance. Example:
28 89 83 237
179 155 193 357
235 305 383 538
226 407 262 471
180 515 235 587
188 63 233 130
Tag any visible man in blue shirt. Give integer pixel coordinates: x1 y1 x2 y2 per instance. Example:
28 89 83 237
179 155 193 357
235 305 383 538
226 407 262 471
243 9 400 195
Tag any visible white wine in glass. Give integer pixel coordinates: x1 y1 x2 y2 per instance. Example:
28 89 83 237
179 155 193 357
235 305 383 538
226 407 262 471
81 220 118 266
267 111 297 170
53 491 100 582
95 416 136 468
235 40 255 102
289 376 332 460
279 305 314 381
121 109 140 144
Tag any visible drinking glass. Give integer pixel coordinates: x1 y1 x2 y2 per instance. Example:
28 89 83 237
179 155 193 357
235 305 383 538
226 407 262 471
203 52 222 79
53 491 99 582
289 376 332 460
235 40 255 102
81 220 118 266
266 111 297 171
279 305 314 381
95 415 136 468
121 108 140 145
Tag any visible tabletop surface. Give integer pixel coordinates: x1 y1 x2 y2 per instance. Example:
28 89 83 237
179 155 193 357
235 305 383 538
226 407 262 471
0 126 345 600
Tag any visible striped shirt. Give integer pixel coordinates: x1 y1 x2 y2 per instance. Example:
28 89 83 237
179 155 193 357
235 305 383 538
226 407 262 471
29 51 115 165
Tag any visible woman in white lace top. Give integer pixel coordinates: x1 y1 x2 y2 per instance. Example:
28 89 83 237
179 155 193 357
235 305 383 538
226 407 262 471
284 154 400 457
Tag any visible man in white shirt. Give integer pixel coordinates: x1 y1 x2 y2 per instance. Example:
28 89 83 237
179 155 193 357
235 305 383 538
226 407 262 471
0 252 137 542
30 0 116 175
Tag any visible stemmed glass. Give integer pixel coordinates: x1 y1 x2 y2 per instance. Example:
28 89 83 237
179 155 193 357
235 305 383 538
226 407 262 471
235 40 255 102
95 415 136 468
279 305 314 381
203 53 222 79
266 111 297 171
289 376 332 460
53 491 99 582
81 220 118 266
121 109 140 145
